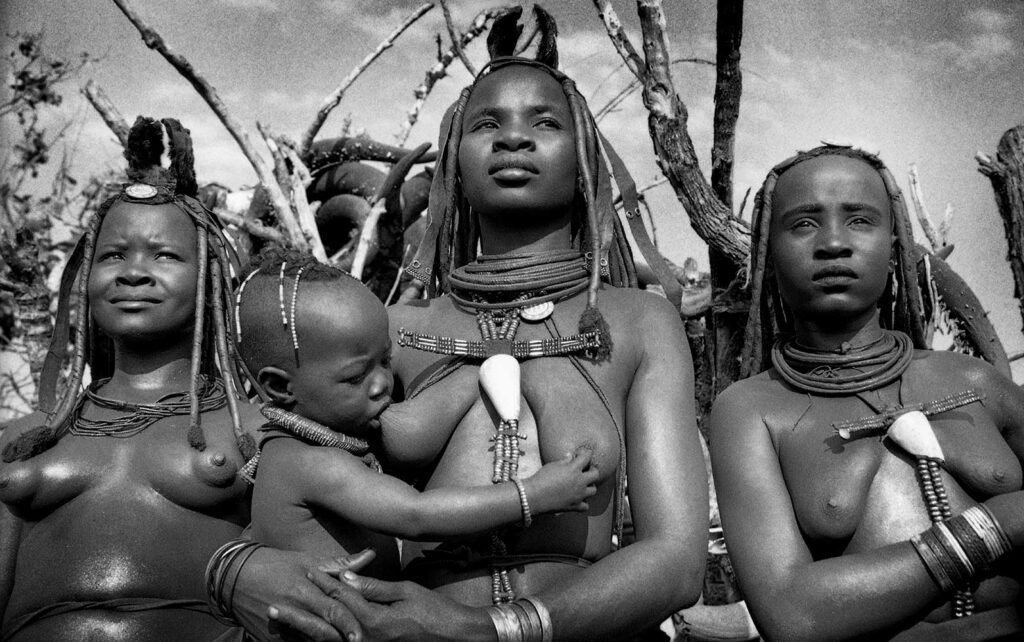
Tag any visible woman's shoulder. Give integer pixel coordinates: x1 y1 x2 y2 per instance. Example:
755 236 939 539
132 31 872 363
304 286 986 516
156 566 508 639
910 348 1023 418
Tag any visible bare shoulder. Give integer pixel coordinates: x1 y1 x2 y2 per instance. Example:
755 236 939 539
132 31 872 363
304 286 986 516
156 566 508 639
387 296 444 328
910 349 1023 416
600 287 680 322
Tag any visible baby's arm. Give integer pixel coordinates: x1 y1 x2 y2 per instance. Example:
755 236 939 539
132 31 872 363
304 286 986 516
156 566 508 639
287 441 597 540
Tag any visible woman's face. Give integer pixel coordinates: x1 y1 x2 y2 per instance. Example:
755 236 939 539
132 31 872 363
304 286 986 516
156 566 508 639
458 65 578 223
88 201 199 345
768 155 894 326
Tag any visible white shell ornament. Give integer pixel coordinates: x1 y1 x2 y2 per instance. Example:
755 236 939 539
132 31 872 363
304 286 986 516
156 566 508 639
478 354 521 422
520 300 554 322
887 410 945 462
125 183 158 199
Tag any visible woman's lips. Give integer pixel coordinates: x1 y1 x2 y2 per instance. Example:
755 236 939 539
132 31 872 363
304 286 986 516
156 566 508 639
812 265 857 287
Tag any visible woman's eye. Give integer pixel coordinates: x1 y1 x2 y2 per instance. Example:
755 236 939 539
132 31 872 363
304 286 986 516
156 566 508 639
536 118 561 129
97 252 123 262
156 251 181 260
471 119 498 131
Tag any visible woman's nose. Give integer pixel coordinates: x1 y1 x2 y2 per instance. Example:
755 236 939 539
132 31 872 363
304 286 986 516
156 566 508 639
494 123 534 152
115 258 155 286
815 221 852 258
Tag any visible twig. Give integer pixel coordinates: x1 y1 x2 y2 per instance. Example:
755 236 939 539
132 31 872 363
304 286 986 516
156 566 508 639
81 80 129 146
110 0 307 251
908 163 946 251
594 58 712 123
258 122 327 261
440 0 475 75
395 7 508 146
212 209 286 244
592 0 645 80
301 2 434 155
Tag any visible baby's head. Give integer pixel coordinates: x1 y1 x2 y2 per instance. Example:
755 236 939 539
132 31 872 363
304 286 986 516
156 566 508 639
236 248 393 436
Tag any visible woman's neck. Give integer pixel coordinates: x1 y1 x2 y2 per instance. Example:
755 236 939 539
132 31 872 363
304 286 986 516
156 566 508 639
791 309 885 352
103 339 195 400
477 210 573 256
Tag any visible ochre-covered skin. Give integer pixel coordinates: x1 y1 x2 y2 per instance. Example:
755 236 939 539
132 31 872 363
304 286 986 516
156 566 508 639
0 406 254 641
711 152 1024 642
0 196 261 641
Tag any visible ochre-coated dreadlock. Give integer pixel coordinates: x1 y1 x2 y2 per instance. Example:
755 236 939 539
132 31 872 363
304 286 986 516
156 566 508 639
738 144 932 379
2 116 256 463
406 5 678 337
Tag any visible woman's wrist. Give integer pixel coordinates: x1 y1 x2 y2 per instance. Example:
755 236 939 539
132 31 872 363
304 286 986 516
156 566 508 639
205 537 265 625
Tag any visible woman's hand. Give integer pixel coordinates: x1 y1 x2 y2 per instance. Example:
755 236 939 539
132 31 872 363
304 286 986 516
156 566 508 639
285 571 495 642
232 547 375 642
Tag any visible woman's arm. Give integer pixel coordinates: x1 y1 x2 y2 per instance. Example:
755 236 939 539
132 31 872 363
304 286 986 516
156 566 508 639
0 504 21 622
710 382 960 642
262 439 597 541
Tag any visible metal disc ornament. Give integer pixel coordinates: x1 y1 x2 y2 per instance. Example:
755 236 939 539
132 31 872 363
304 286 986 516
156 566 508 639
520 300 554 322
125 183 158 199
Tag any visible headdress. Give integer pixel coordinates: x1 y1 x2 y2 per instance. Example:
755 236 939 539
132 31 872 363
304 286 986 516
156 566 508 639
739 144 932 378
3 117 255 462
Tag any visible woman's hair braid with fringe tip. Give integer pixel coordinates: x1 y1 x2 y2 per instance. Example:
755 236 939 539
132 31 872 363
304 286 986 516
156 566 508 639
2 116 257 463
738 144 931 379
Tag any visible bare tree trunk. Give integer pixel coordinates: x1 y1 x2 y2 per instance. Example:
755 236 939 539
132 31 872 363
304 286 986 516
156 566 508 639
977 125 1024 338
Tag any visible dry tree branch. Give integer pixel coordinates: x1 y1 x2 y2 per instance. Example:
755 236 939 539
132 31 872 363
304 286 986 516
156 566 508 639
908 163 948 251
81 80 129 146
212 208 286 244
593 0 750 265
592 0 645 80
395 7 510 146
593 57 712 123
301 2 434 155
110 0 308 251
710 0 743 209
440 0 476 75
258 121 327 261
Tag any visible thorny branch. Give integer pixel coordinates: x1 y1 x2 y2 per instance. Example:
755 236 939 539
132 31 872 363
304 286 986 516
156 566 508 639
110 0 311 253
908 163 951 251
395 7 510 146
301 2 434 155
440 0 476 75
81 80 129 146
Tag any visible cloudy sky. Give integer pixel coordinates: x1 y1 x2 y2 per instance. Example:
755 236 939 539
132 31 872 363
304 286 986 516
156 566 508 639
2 0 1023 378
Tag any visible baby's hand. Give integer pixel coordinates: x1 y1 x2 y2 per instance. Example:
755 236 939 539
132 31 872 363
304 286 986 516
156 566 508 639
521 447 598 515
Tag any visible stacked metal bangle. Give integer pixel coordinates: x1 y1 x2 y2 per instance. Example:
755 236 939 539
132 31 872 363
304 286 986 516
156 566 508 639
910 505 1012 602
205 538 265 625
512 478 532 528
486 596 554 642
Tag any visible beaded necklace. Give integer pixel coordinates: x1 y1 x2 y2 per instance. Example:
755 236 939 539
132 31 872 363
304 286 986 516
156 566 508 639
771 330 914 395
239 405 381 481
68 377 226 438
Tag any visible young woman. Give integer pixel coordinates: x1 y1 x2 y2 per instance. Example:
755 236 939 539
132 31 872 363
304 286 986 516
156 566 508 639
216 9 708 641
0 117 261 641
710 146 1024 641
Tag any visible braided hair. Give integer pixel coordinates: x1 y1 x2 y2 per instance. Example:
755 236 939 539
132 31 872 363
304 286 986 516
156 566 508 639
3 117 255 462
406 5 648 327
738 145 932 378
234 246 361 377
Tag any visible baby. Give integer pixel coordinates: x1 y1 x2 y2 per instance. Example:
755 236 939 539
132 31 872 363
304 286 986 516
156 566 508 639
234 250 597 578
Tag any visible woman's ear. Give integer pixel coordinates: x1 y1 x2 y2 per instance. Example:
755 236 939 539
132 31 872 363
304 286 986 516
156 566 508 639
258 366 295 406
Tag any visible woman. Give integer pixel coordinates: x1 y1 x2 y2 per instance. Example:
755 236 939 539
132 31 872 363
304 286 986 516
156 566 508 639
0 117 261 641
710 146 1024 641
216 8 708 641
